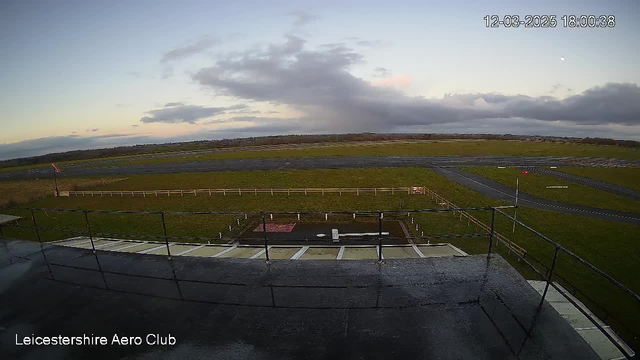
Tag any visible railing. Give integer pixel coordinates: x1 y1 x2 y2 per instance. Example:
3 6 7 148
1 204 637 358
61 187 425 197
491 208 638 359
424 188 527 257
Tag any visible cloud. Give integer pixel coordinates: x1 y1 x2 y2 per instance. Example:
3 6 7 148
86 128 99 132
131 125 139 128
371 74 412 89
164 102 184 107
287 10 319 27
160 35 219 63
372 67 391 78
192 35 640 133
140 104 248 124
0 134 139 160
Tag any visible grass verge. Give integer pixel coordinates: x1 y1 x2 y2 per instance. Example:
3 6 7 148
559 167 640 192
464 166 640 213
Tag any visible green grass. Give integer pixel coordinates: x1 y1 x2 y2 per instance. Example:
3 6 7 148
559 167 640 192
464 166 640 213
2 167 639 347
90 140 640 168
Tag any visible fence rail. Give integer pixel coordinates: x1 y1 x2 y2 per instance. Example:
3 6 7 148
61 187 427 197
423 188 528 258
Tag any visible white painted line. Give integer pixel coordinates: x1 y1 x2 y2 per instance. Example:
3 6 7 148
50 236 84 244
210 246 236 258
412 245 426 258
250 247 268 259
337 246 345 260
448 244 469 256
175 245 205 256
138 244 170 254
575 326 611 331
111 242 146 251
94 240 124 249
64 239 94 247
291 246 309 260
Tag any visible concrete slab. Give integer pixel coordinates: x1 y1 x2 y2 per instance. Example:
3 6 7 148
183 245 228 257
577 328 626 360
300 247 339 260
0 239 601 360
527 280 634 359
342 246 378 260
256 247 301 259
0 214 21 224
74 239 114 249
99 241 138 251
418 244 461 257
118 243 164 253
218 247 263 258
382 246 420 259
148 244 197 256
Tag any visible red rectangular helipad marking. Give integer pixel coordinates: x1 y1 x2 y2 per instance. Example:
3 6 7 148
253 223 296 233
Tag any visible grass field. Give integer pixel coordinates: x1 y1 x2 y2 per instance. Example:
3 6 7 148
97 140 640 167
464 167 640 213
0 177 127 207
1 167 639 345
559 167 640 192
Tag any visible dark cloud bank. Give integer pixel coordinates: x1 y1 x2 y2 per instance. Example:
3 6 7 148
2 34 639 160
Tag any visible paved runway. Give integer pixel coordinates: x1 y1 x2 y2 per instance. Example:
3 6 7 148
2 155 639 181
522 167 640 201
432 167 640 225
0 239 599 359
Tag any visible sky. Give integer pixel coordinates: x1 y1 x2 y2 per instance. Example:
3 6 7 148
1 0 639 160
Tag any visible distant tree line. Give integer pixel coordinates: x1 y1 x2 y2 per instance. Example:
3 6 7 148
1 133 637 169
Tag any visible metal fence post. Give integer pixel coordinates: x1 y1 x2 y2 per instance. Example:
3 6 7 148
30 209 42 245
488 208 496 255
262 214 270 262
160 212 172 259
538 246 560 309
378 212 383 262
83 210 96 253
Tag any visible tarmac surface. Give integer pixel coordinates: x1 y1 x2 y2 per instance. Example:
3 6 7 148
433 167 640 225
0 239 599 360
523 167 640 201
2 155 639 181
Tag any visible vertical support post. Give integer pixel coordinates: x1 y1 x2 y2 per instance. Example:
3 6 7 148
83 210 96 253
53 167 59 197
262 214 270 262
0 223 4 238
30 209 42 245
538 247 560 308
378 212 383 262
161 212 172 259
488 208 496 255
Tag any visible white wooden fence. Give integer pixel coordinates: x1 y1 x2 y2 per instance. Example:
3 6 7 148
62 187 427 197
423 188 527 257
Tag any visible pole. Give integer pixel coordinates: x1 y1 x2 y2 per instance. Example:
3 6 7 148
488 208 496 255
262 214 270 262
161 212 172 259
30 209 42 245
378 212 383 262
53 168 59 197
83 211 96 253
512 178 519 233
538 247 560 309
